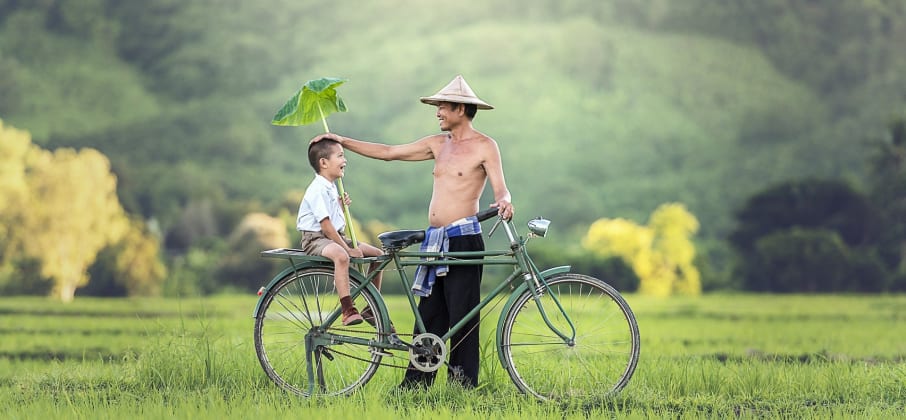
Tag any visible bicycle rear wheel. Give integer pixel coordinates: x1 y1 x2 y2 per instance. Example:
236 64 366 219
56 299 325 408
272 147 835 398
499 273 640 401
254 267 388 396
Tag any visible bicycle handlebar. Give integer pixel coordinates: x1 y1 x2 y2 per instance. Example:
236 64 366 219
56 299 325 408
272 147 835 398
476 207 500 222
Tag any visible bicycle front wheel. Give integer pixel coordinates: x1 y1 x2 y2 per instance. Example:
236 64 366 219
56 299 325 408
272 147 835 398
254 267 388 396
499 273 640 401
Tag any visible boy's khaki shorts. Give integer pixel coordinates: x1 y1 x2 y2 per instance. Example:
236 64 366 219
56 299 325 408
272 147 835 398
299 230 353 256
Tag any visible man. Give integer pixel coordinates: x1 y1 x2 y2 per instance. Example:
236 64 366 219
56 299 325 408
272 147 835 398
311 74 514 389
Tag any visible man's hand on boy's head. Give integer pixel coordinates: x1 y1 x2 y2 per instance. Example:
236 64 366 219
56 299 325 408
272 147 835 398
310 133 341 145
308 134 325 144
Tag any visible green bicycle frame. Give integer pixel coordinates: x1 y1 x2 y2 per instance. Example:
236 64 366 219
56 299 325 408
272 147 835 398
255 216 579 395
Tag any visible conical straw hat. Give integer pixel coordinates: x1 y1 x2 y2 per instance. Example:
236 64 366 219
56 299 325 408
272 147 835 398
419 75 493 110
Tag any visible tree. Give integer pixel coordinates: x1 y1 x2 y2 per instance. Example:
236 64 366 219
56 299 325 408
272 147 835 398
750 228 852 293
2 123 131 301
649 203 702 295
731 178 889 292
82 217 168 297
869 115 906 272
729 178 880 253
0 120 30 285
25 147 130 301
0 120 28 230
215 212 290 291
582 203 701 296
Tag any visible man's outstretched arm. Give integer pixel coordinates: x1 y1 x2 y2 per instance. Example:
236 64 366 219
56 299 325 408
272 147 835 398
311 133 435 162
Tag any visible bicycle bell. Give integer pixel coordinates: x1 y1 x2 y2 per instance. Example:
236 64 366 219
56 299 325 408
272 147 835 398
527 217 550 237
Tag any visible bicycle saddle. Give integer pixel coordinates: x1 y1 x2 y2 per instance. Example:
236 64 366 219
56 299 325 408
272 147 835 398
377 229 425 249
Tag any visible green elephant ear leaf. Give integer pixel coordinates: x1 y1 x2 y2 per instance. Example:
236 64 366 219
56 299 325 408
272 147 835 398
271 77 348 126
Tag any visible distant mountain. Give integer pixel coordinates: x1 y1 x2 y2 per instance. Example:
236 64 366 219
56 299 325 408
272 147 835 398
1 1 903 246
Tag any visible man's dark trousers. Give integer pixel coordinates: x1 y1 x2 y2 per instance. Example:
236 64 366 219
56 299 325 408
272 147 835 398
402 234 484 388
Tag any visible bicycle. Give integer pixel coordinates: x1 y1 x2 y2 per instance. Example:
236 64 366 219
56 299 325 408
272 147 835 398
253 208 640 401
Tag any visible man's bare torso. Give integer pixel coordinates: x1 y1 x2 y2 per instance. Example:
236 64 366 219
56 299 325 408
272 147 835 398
427 133 490 227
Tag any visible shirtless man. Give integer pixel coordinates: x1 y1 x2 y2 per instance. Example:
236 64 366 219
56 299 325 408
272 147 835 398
311 75 514 389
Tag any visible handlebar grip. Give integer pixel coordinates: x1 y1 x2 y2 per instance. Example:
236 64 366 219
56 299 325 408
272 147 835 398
476 207 499 222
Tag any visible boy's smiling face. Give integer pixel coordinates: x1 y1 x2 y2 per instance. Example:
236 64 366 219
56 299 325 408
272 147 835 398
319 143 347 181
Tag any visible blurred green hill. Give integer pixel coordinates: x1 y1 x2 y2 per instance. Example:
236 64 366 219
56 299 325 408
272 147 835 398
2 0 904 247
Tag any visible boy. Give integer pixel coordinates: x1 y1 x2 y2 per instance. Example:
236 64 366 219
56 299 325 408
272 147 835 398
297 139 384 326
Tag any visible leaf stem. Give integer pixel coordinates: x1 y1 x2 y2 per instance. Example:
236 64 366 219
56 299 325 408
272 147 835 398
316 101 358 248
317 102 330 133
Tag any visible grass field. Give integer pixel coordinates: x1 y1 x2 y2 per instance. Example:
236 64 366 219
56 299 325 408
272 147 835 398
1 293 904 419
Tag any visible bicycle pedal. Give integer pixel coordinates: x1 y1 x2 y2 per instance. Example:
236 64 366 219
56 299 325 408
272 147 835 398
388 333 406 347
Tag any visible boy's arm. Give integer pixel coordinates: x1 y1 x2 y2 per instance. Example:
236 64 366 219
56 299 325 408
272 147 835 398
319 218 364 257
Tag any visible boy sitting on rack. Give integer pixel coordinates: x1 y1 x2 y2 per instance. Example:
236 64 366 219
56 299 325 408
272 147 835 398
296 138 384 326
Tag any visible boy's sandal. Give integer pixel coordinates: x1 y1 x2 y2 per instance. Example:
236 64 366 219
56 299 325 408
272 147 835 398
342 311 363 326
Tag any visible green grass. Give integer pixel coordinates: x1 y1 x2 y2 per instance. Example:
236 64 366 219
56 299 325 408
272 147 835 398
1 293 904 419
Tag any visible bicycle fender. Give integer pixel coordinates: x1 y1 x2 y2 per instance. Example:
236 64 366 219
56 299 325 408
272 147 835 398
495 265 571 366
251 260 374 318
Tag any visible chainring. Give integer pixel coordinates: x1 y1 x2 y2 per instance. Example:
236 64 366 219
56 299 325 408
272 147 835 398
408 333 446 372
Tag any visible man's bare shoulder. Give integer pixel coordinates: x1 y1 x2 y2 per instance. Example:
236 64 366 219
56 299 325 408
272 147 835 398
421 133 448 140
472 131 501 152
415 133 448 146
471 129 495 141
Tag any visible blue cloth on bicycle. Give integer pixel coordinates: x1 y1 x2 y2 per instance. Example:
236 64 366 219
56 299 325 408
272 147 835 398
412 216 483 297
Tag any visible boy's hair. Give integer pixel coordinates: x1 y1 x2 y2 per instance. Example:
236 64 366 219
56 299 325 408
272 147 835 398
308 138 340 173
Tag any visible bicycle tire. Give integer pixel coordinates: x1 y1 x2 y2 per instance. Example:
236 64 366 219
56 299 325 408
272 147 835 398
253 267 388 396
499 273 640 401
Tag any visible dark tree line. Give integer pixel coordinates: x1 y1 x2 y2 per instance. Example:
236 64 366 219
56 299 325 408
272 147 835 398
730 117 906 292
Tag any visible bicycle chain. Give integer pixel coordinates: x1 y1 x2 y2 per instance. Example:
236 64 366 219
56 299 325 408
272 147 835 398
321 326 411 338
316 342 418 370
310 326 417 370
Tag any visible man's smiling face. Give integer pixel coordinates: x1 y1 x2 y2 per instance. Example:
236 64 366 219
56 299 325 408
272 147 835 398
435 102 463 131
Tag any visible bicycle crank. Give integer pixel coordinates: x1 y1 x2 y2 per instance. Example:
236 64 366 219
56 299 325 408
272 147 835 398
409 333 446 372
